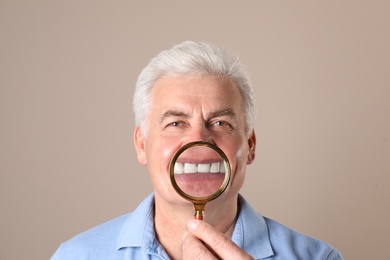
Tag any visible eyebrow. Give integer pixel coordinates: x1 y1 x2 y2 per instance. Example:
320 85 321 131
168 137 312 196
160 110 190 124
208 108 237 120
160 108 238 124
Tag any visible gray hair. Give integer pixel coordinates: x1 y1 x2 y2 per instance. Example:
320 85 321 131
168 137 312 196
133 41 255 136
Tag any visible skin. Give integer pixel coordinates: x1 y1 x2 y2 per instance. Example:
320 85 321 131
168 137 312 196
134 75 256 259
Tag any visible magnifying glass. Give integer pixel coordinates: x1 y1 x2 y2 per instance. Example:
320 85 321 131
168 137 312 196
169 141 231 220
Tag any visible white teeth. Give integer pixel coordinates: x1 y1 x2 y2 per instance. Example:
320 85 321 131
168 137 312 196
174 162 184 174
198 163 210 173
174 162 225 174
220 163 226 173
210 162 219 173
184 163 197 173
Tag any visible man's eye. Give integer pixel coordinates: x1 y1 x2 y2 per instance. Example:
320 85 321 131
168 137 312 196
213 121 230 128
167 121 181 127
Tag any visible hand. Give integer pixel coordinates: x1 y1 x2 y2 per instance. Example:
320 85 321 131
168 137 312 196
182 219 254 260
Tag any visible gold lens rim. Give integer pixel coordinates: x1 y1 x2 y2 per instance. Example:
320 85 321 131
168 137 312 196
169 141 231 205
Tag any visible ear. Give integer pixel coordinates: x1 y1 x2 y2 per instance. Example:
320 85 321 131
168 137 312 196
134 127 147 165
246 130 256 165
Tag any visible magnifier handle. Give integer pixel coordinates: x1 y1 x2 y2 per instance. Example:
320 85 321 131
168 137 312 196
194 210 205 220
194 204 205 220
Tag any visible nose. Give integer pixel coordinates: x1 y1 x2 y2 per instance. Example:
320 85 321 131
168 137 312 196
185 124 214 144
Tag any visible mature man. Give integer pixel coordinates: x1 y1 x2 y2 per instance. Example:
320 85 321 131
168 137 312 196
52 41 343 259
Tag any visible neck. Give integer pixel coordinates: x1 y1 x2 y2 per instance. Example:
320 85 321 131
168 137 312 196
153 193 239 260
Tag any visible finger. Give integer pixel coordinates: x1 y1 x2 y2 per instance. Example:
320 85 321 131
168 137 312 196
182 230 218 260
187 219 253 260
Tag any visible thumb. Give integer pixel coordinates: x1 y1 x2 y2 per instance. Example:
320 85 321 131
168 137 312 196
187 220 253 260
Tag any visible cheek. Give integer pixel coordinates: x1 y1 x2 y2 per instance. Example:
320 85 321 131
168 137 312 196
229 145 248 186
146 137 183 171
223 141 249 169
225 146 249 190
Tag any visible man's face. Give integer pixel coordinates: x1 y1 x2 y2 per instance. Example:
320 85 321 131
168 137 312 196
134 75 255 207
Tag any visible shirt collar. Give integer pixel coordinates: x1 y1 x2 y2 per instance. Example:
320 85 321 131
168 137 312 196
116 193 274 259
232 194 274 259
116 193 156 250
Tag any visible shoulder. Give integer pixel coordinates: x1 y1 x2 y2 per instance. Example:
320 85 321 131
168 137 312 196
51 214 130 259
51 194 156 260
236 195 343 259
264 217 343 260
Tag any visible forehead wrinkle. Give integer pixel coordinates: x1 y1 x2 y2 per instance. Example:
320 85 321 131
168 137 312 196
159 109 190 124
207 108 237 120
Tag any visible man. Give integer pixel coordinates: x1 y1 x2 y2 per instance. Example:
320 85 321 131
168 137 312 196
52 41 343 259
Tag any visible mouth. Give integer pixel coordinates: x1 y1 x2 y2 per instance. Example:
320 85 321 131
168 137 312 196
174 161 226 174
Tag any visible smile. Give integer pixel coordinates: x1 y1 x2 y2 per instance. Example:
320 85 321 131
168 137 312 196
174 162 226 174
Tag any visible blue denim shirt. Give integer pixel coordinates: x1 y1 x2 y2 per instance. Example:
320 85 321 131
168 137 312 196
51 194 342 259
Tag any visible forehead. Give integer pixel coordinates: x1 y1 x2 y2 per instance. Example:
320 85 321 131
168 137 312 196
150 75 243 109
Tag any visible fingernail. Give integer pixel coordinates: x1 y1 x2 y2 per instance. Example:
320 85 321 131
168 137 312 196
188 219 198 230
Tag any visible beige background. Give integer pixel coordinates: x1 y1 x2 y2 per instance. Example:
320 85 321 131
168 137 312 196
1 1 389 259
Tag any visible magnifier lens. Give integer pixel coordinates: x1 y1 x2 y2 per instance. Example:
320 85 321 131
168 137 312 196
173 145 226 198
169 142 231 220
